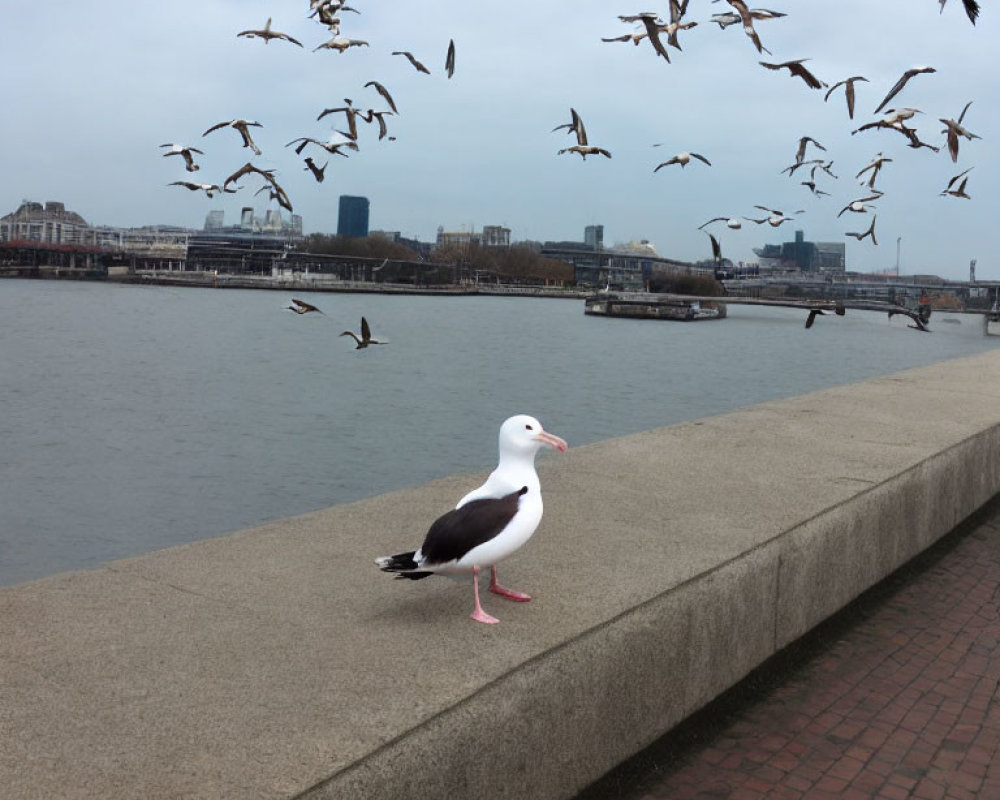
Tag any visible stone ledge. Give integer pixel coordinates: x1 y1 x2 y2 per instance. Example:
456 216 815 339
2 350 1000 800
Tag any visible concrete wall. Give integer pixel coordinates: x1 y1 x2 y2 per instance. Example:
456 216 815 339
3 350 1000 800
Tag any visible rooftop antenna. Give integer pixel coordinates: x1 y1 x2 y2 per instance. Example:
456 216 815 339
895 236 901 276
970 258 977 283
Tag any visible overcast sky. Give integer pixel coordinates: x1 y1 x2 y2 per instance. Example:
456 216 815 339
2 2 996 279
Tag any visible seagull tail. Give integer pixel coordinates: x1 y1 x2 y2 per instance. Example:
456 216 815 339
375 551 434 580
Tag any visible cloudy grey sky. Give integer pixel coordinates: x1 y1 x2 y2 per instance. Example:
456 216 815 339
2 2 996 279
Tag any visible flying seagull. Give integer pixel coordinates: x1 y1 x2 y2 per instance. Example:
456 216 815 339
159 143 203 172
805 304 845 329
340 316 386 348
824 76 868 119
375 415 567 624
940 171 972 199
223 162 292 212
759 59 826 89
794 136 826 164
314 35 369 53
719 0 774 54
168 181 223 197
392 50 431 74
303 157 327 182
698 217 742 230
654 152 711 171
855 153 893 189
236 18 303 46
202 119 264 156
618 13 673 61
287 298 323 314
939 101 980 162
364 80 398 113
705 231 722 265
445 38 456 78
873 66 936 114
939 0 980 24
846 215 878 245
286 134 358 157
838 192 881 217
555 109 611 159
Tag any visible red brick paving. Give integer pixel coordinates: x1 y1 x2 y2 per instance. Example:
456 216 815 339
577 504 1000 800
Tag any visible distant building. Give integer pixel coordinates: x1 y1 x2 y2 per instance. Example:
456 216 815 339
584 224 604 250
203 207 302 237
434 223 510 251
204 210 225 231
337 195 370 237
481 225 511 247
755 229 845 274
1 200 92 245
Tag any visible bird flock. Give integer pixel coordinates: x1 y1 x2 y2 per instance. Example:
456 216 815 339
570 0 984 267
160 0 456 214
160 1 983 271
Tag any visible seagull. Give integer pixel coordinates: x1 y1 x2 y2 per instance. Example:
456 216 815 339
845 215 878 245
939 0 980 24
855 153 892 189
759 59 826 89
392 50 431 74
837 192 881 217
698 217 742 230
940 172 972 199
705 231 722 265
168 181 223 197
159 143 203 172
361 109 395 140
654 152 711 171
720 0 773 54
340 316 386 348
618 13 673 61
873 66 936 114
555 109 610 159
203 119 264 156
445 38 456 78
286 134 358 157
314 35 369 52
939 101 980 162
375 415 568 624
317 99 365 140
805 304 845 329
800 181 829 196
303 157 327 182
824 76 868 119
223 162 292 211
364 80 398 114
745 206 802 227
236 18 303 46
794 136 826 164
287 298 323 314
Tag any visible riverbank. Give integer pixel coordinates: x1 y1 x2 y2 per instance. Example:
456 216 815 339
3 350 999 799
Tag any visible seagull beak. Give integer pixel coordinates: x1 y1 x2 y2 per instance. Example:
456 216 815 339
535 431 568 452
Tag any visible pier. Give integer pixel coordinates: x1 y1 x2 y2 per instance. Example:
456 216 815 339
3 351 1000 799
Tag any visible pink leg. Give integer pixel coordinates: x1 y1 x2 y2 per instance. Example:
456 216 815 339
471 567 499 624
489 566 531 602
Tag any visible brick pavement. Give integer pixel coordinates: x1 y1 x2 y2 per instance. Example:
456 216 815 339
577 502 1000 800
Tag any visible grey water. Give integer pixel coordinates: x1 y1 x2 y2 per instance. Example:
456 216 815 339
2 279 997 587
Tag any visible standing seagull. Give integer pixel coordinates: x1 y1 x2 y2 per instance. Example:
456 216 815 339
873 66 936 114
203 119 264 156
824 76 868 119
340 316 386 348
376 415 568 624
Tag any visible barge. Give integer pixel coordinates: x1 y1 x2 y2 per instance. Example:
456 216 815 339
584 292 726 321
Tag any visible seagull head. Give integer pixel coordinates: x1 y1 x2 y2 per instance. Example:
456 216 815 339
499 415 568 459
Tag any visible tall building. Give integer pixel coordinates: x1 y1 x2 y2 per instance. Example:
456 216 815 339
584 224 604 250
338 195 370 238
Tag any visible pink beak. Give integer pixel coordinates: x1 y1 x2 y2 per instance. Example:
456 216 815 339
535 430 568 452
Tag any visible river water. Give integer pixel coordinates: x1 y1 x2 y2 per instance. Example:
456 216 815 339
2 279 997 586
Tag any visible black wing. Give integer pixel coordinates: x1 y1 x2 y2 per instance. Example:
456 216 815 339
419 487 527 565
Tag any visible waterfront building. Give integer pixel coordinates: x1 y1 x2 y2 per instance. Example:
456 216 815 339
481 225 511 247
1 200 95 246
584 224 604 251
755 230 846 274
337 196 370 238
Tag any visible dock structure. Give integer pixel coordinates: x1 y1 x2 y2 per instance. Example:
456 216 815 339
3 351 1000 800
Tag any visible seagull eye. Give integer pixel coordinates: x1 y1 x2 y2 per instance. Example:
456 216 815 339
525 424 534 431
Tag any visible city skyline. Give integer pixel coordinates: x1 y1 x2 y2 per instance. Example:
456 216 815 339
1 2 996 280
